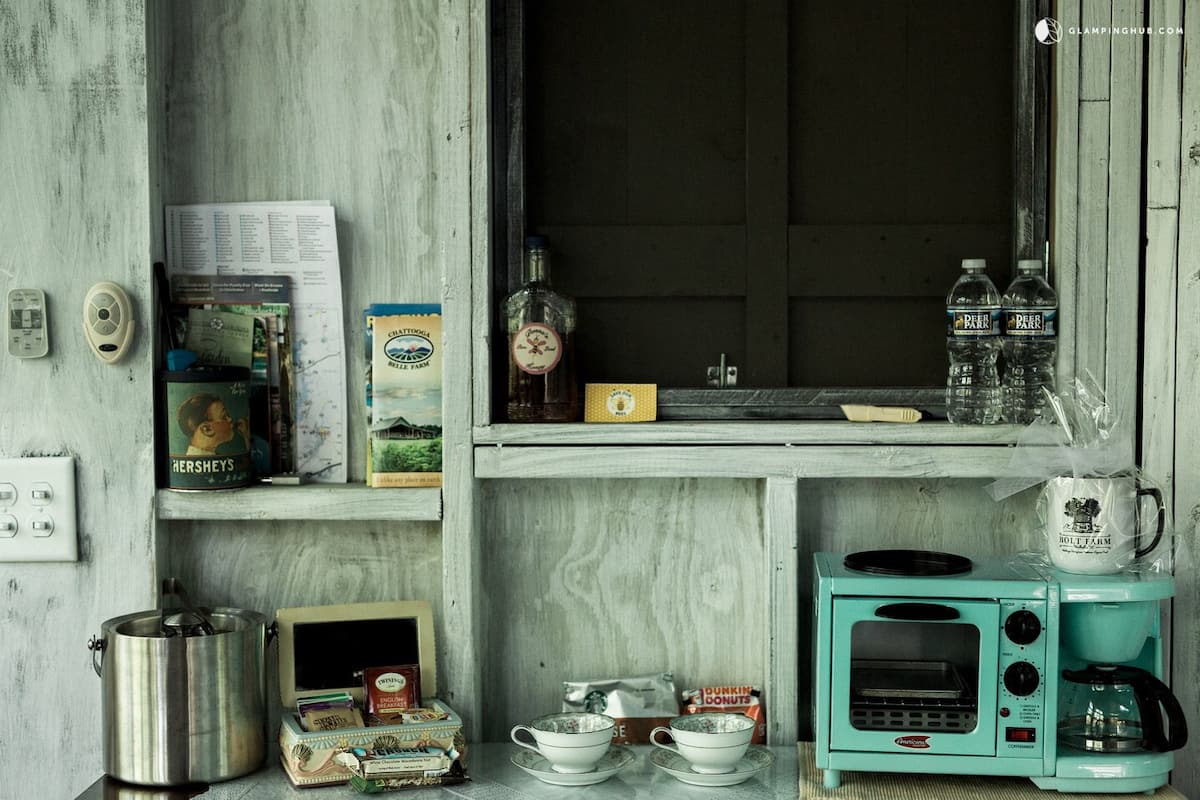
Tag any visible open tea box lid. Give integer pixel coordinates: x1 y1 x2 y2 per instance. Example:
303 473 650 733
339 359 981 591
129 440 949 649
275 599 436 708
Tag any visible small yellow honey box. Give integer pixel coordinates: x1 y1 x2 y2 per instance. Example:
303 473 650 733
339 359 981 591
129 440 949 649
584 383 657 423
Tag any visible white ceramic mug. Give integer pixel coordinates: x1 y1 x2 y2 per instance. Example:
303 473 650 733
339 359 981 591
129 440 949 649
649 712 755 774
1043 475 1165 574
510 712 614 773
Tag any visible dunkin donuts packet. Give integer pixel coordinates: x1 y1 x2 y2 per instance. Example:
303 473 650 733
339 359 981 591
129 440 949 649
680 684 766 744
361 664 422 726
562 672 678 744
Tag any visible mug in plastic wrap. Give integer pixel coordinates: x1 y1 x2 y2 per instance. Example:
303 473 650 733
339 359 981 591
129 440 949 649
1042 474 1165 574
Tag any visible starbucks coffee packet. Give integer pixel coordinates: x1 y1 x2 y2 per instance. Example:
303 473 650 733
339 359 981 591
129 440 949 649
680 684 766 744
562 672 678 744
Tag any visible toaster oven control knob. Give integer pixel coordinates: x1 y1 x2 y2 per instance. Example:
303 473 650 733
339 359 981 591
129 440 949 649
1004 610 1042 645
1003 661 1040 696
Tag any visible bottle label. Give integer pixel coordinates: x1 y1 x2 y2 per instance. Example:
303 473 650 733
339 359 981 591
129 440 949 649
947 306 1001 337
1004 308 1057 337
511 322 563 375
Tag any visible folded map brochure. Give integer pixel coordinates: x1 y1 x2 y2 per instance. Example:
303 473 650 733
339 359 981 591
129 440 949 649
172 275 295 476
184 309 255 369
364 304 442 488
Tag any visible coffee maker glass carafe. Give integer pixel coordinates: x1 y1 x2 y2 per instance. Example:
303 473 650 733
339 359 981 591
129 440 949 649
1058 665 1187 754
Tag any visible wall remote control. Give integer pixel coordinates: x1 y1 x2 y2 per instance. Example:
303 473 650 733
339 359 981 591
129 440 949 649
82 281 135 364
8 288 49 358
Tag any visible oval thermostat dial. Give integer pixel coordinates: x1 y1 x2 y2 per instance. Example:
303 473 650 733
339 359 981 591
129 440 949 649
83 281 135 364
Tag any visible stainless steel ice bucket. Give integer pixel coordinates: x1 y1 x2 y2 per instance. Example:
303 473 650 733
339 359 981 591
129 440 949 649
89 582 267 786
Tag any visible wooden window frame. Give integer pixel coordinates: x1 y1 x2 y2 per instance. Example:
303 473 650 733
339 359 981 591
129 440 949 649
489 0 1050 420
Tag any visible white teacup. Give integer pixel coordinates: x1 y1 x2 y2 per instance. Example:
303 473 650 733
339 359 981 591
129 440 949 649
1043 475 1165 574
649 712 755 774
510 712 614 773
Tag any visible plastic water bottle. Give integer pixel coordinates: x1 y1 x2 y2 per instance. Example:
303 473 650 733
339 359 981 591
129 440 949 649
1001 259 1058 424
945 258 1002 424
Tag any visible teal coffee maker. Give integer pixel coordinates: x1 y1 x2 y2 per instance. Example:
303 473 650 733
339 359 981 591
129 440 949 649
1031 571 1187 792
813 551 1187 793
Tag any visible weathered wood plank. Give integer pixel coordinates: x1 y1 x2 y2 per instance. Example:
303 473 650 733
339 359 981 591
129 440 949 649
0 3 155 797
1169 0 1200 791
473 0 498 427
1079 0 1113 102
765 478 799 744
475 421 1037 446
1073 101 1110 390
1052 0 1081 385
474 445 1054 480
1013 0 1051 262
441 0 482 737
1104 0 1144 463
156 486 441 521
1141 0 1183 526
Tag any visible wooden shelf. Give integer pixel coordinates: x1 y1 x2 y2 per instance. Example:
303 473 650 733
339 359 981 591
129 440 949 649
475 420 1043 446
474 444 1051 480
155 485 442 521
473 421 1064 480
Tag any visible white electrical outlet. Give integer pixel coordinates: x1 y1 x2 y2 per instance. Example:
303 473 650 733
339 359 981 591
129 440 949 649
0 456 77 562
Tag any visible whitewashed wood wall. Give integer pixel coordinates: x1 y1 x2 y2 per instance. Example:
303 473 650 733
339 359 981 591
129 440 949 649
3 2 1198 799
0 2 158 799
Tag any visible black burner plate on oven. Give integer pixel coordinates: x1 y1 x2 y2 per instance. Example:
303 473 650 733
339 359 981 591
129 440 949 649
843 549 972 576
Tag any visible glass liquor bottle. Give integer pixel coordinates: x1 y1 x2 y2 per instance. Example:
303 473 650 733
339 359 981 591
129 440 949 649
503 235 579 422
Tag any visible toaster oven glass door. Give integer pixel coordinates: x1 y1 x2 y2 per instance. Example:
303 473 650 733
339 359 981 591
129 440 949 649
829 597 1000 755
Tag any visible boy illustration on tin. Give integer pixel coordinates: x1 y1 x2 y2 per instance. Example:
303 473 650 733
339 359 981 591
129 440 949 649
177 392 250 456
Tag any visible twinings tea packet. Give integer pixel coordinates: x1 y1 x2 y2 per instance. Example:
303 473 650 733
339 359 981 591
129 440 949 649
363 664 422 726
562 672 678 744
680 684 767 744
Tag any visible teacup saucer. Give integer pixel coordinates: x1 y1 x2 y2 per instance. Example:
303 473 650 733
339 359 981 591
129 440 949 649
650 745 775 787
511 744 635 786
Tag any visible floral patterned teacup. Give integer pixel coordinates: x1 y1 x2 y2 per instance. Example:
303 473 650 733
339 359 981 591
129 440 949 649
510 711 615 773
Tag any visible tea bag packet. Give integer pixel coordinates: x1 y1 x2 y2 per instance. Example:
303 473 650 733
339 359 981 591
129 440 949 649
563 672 678 744
680 684 767 744
361 664 422 726
298 692 364 732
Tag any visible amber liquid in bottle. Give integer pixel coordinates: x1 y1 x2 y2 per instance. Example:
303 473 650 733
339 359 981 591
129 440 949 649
503 236 579 422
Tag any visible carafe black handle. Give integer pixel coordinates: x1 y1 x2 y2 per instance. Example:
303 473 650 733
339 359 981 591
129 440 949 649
1134 487 1166 559
1130 669 1188 752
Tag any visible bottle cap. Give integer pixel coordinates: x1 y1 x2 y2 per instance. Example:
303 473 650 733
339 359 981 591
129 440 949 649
961 258 987 271
1017 259 1044 272
525 235 549 250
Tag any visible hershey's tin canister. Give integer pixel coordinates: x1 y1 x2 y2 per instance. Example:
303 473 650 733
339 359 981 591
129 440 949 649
162 367 252 489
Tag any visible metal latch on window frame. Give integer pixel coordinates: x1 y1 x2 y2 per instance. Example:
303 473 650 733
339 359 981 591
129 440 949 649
706 353 738 388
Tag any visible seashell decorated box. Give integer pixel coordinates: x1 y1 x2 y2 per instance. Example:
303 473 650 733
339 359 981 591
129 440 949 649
275 600 466 787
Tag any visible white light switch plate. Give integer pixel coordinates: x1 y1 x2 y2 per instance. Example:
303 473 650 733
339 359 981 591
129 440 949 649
0 456 77 562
